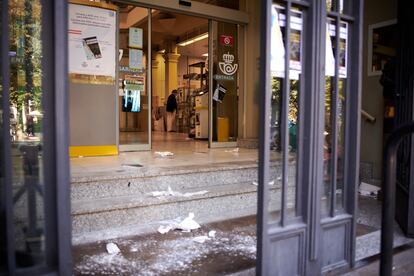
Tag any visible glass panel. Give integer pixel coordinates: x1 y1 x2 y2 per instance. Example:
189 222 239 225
322 19 348 216
191 0 239 10
150 9 209 141
326 0 344 13
211 21 238 143
8 0 46 267
337 78 346 210
0 0 7 271
268 4 303 222
118 7 149 148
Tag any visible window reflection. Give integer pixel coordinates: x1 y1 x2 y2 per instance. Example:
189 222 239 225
326 0 345 13
1 0 7 271
268 4 303 222
322 19 348 216
9 0 46 267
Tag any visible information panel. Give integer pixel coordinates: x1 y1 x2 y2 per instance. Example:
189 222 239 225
68 3 116 78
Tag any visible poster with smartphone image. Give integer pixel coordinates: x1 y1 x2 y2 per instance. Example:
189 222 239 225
68 3 116 77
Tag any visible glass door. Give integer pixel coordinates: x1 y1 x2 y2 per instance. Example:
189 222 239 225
209 20 239 147
256 0 363 275
118 7 151 151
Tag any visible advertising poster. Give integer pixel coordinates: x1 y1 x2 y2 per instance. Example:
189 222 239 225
271 5 303 80
129 27 143 48
68 3 116 78
327 19 348 78
129 49 143 69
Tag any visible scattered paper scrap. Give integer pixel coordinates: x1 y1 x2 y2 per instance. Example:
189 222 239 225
155 151 174 157
148 186 208 199
359 182 381 197
157 213 201 235
177 213 201 232
182 190 208 197
158 225 172 234
252 180 276 186
208 230 216 238
106 243 120 254
193 236 210 244
225 148 239 153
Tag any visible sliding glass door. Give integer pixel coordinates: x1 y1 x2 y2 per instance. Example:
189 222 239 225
209 20 239 148
118 7 151 151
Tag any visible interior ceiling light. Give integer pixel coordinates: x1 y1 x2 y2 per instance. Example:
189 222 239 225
178 33 209 47
202 53 208 57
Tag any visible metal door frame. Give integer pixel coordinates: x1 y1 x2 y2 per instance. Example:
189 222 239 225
125 0 249 25
0 0 72 275
116 1 247 150
257 0 363 275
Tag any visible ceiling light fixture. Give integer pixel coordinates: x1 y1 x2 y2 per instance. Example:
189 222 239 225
178 32 209 47
202 53 208 57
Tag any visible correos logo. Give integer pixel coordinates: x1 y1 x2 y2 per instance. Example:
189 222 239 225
219 52 238 76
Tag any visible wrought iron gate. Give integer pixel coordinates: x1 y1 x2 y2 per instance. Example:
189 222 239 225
0 0 71 275
394 0 414 238
257 0 363 274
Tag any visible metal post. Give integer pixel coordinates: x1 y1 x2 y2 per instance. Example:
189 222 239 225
281 1 291 227
380 123 414 276
1 0 17 272
148 8 152 149
41 0 72 274
257 0 271 275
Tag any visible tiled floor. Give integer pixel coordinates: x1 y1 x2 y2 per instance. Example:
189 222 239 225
70 132 261 179
346 243 414 276
355 195 414 261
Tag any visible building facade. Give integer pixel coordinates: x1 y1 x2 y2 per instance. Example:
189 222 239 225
1 0 414 275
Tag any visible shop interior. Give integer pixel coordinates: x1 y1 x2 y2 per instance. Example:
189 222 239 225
117 4 210 150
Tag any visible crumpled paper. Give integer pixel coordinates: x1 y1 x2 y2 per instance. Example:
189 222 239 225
208 230 216 238
225 148 239 153
157 225 172 234
148 186 208 199
157 212 201 234
106 242 121 254
177 212 201 231
252 180 275 186
155 151 174 157
193 236 210 243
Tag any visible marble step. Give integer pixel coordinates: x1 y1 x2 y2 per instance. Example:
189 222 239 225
72 181 297 244
71 161 296 201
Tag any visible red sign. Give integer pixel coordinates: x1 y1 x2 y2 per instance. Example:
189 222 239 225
220 35 234 46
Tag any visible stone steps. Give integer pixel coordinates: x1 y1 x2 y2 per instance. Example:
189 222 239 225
71 161 296 244
71 161 278 201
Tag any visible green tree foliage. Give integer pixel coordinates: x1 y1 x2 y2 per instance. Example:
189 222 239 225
271 77 299 123
8 0 42 112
